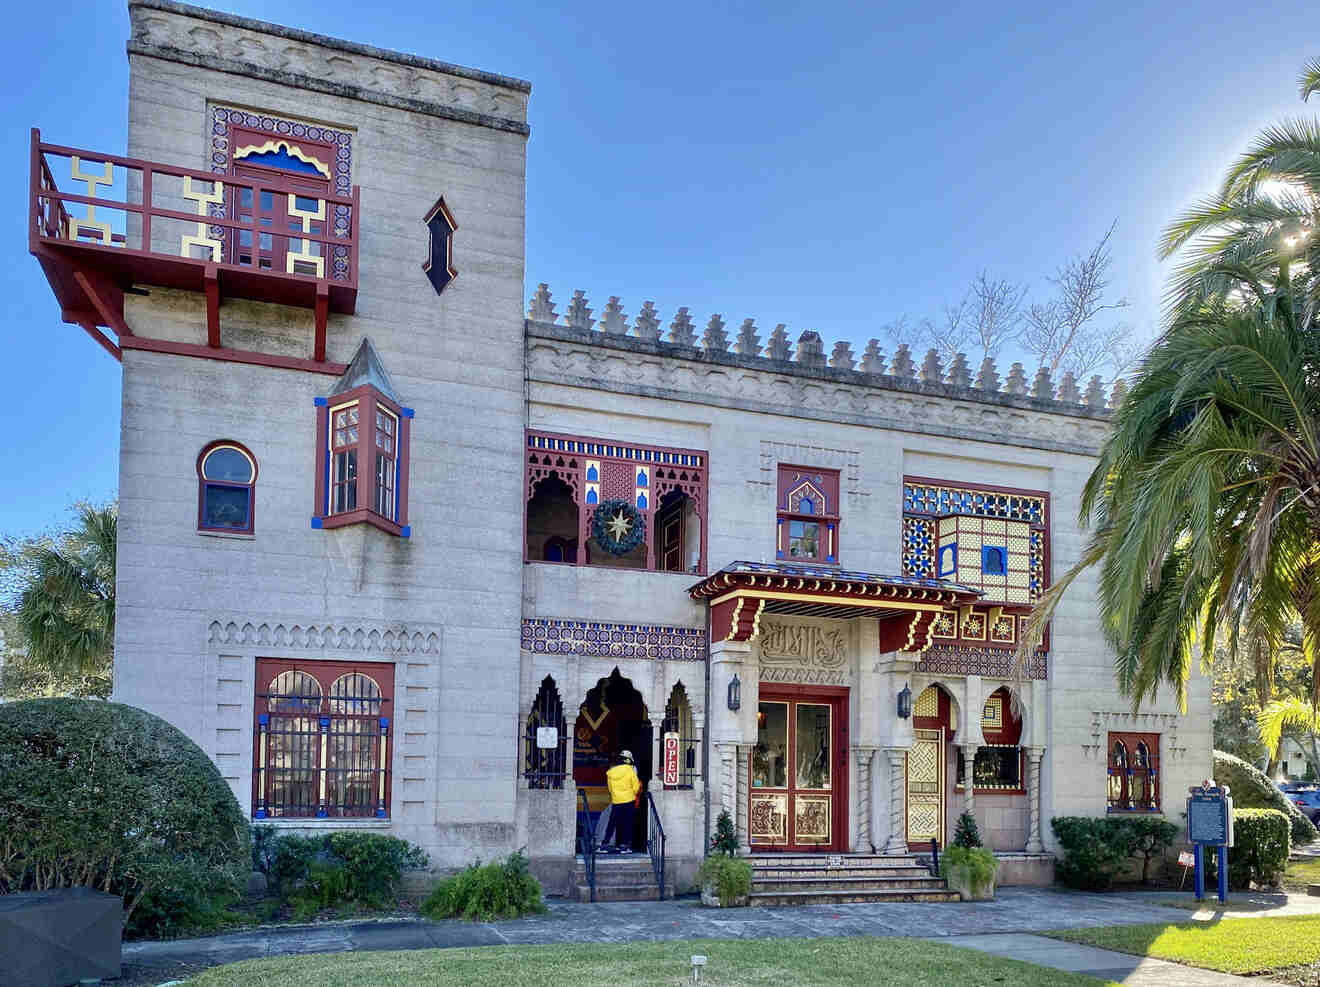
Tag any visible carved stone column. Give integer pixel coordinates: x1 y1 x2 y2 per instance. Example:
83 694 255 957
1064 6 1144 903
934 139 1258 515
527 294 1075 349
735 743 752 853
959 744 978 820
717 744 735 824
854 748 876 852
882 747 908 854
1025 745 1045 854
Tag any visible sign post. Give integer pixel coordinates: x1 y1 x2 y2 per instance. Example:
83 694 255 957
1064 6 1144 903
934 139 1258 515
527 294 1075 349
662 732 680 787
1186 783 1232 903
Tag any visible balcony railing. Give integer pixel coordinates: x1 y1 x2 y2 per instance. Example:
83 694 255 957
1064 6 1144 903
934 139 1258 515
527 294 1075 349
29 128 359 362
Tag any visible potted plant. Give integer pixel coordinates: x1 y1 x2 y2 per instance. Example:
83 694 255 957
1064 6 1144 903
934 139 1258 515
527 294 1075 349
941 810 998 901
699 811 752 907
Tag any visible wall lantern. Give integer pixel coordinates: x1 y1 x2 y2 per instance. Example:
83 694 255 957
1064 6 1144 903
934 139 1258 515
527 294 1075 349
897 683 913 720
727 674 741 711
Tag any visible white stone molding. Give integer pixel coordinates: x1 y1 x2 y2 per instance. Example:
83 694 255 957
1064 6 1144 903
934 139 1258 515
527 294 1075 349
752 440 867 514
1025 746 1045 854
1084 710 1188 761
736 743 752 853
207 619 440 656
882 747 909 854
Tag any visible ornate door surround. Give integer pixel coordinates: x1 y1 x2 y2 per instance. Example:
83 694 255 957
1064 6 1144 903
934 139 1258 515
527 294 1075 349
749 685 849 852
905 727 945 848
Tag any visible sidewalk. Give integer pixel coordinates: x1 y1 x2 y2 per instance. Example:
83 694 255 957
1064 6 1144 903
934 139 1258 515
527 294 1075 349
119 887 1227 984
943 932 1276 986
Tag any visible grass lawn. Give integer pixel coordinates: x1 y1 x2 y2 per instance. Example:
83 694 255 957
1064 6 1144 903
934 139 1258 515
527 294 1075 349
186 937 1117 986
1284 856 1320 892
1047 914 1320 975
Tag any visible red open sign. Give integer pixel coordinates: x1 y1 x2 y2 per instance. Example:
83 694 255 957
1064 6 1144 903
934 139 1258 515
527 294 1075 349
662 732 680 786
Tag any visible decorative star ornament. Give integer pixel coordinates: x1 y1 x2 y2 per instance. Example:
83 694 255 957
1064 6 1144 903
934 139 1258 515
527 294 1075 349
606 510 632 541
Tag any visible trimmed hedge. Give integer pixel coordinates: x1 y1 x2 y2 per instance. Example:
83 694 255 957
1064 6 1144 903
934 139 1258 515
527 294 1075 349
1206 808 1290 889
0 699 249 935
1215 749 1317 845
1051 815 1178 889
421 852 545 921
250 827 428 919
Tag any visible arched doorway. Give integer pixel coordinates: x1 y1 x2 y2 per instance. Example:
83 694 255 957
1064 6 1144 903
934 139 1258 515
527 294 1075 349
573 668 652 851
907 683 958 849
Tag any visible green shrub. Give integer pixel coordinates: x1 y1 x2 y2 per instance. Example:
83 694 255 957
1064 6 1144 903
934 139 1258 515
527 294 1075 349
952 810 983 849
698 854 753 906
941 846 997 895
1215 749 1318 845
1206 808 1290 889
1051 817 1129 890
250 829 428 912
1050 815 1175 889
421 852 545 921
710 810 740 855
0 699 249 937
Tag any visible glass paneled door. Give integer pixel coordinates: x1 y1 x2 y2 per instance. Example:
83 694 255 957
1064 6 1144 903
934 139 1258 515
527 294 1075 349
749 689 848 851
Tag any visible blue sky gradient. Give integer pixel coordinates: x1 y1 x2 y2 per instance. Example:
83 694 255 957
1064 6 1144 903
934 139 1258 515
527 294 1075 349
4 1 1316 534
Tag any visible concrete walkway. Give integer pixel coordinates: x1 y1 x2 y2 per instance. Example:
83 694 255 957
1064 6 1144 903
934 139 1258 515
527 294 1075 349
120 887 1258 984
944 932 1274 986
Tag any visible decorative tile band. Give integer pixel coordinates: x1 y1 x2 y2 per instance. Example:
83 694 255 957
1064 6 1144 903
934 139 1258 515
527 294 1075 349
917 644 1047 681
521 618 705 661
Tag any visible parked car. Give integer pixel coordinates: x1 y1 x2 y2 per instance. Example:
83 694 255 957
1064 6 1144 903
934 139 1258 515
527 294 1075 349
1283 783 1320 823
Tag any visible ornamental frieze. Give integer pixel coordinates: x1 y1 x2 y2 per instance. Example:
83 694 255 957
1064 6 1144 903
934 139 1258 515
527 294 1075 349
760 666 848 686
759 621 848 668
521 618 705 661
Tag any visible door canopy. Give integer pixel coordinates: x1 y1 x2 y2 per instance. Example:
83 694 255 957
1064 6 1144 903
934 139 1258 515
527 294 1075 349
689 561 981 654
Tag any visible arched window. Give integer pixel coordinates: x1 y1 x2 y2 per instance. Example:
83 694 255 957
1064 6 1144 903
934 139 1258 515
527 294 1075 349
254 659 393 819
524 675 567 789
662 682 700 789
1107 732 1160 812
197 441 257 534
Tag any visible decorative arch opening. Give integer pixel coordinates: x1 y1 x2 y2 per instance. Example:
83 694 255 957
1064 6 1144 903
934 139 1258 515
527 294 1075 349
661 681 700 789
958 685 1025 793
573 668 651 851
524 675 568 789
527 474 579 562
907 683 958 849
653 489 700 573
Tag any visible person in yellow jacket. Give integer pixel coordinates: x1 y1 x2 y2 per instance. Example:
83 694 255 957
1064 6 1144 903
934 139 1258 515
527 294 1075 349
602 750 642 853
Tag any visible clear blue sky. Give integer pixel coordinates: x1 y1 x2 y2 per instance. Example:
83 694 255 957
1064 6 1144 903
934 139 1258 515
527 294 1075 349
3 1 1316 535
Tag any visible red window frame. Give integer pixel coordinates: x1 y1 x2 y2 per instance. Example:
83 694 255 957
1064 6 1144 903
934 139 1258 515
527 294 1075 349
314 385 411 537
252 657 395 819
1107 731 1161 812
197 440 257 534
776 464 841 564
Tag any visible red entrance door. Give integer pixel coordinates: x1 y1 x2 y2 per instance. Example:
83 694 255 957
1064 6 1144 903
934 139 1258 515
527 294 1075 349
749 686 849 851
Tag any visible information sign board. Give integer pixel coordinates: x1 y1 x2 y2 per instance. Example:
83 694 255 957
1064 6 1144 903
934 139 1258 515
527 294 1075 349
1187 790 1233 847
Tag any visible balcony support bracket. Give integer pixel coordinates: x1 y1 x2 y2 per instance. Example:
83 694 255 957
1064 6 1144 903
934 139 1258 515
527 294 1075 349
205 264 220 348
70 264 130 338
314 281 329 363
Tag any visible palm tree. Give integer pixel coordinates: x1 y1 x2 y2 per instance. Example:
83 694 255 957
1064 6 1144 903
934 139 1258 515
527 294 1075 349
1019 302 1320 710
1159 63 1320 326
11 503 116 681
1258 697 1320 780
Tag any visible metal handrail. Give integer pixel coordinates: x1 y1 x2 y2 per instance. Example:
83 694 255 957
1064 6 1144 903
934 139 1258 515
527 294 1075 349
930 837 941 878
645 791 666 900
576 788 597 903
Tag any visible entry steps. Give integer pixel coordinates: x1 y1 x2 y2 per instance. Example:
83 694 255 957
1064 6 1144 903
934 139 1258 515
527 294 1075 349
747 853 960 906
573 854 660 902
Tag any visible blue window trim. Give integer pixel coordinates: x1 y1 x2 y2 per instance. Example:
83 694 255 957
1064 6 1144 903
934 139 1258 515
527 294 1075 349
937 543 957 577
982 544 1007 575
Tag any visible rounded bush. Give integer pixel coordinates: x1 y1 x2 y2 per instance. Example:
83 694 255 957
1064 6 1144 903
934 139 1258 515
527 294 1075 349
1207 808 1291 889
1215 749 1318 845
0 698 249 929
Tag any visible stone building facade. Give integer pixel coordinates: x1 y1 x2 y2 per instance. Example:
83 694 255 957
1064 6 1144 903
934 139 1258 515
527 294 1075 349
27 0 1212 896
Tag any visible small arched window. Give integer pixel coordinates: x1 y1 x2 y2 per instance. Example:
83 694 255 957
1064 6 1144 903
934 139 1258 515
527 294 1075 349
198 441 257 534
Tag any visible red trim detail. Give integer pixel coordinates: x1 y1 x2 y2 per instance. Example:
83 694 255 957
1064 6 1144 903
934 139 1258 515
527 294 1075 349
318 507 406 537
120 336 346 375
74 318 121 361
314 384 410 535
204 264 220 347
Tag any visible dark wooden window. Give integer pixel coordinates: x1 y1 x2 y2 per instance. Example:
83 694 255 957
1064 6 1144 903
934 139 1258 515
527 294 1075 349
253 658 394 819
1108 731 1160 812
776 465 840 564
315 384 411 537
197 441 257 534
228 126 335 276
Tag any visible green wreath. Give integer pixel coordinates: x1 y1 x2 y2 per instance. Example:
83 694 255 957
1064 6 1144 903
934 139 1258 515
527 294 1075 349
591 499 646 556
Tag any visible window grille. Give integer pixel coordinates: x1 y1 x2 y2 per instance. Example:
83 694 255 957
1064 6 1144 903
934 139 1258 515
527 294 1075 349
661 685 701 790
253 659 392 819
1107 731 1160 812
523 675 568 789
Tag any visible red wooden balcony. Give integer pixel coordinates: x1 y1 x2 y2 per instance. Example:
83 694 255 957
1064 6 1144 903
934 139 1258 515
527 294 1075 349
28 129 359 366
